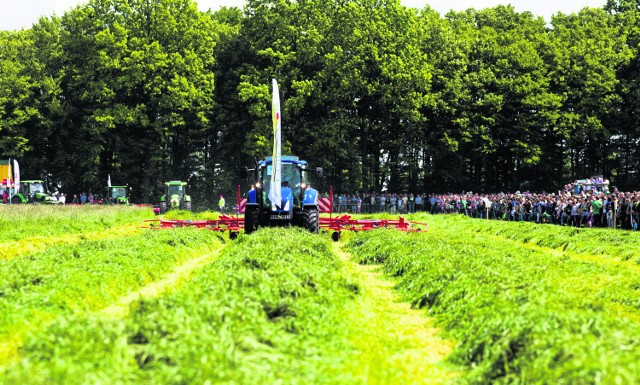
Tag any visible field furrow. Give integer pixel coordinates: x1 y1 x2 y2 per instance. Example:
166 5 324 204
334 243 459 384
346 214 640 384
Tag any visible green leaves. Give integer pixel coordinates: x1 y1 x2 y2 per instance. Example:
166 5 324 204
2 0 640 197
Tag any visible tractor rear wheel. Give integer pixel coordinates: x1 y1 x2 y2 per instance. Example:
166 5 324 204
159 201 167 214
244 207 260 235
11 196 23 204
182 201 192 211
301 208 319 234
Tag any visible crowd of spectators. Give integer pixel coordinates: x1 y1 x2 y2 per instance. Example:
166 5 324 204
332 187 640 231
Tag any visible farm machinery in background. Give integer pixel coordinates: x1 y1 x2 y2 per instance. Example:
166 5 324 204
1 159 60 204
107 185 131 205
142 79 427 239
10 180 61 204
158 180 192 213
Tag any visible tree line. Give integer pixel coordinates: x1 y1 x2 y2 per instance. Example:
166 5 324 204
1 0 639 205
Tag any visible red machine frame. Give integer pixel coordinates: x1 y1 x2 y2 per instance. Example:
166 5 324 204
142 185 427 240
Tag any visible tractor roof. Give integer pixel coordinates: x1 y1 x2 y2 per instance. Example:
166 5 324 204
21 180 45 183
109 185 128 188
261 156 308 166
165 181 188 186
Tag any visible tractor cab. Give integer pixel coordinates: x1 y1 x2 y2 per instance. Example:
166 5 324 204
108 186 130 205
258 156 311 207
159 181 192 213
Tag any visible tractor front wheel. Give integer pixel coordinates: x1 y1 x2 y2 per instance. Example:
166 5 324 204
159 201 167 214
244 207 260 235
301 208 319 234
11 196 23 204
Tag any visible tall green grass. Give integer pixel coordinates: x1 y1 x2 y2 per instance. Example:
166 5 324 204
0 228 361 384
345 216 640 384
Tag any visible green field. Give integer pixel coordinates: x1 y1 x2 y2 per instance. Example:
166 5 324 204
1 206 640 384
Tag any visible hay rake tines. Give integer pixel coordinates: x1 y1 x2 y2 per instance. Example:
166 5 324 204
320 214 427 241
142 215 244 238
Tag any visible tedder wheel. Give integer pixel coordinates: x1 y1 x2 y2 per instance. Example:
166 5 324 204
301 208 319 234
244 207 260 235
331 232 341 242
229 232 238 240
159 201 167 214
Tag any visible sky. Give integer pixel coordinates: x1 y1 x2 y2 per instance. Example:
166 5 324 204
1 0 608 31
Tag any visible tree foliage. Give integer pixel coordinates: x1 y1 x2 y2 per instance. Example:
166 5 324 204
0 0 638 203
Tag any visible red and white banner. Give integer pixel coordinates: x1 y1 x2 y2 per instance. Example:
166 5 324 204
318 197 332 213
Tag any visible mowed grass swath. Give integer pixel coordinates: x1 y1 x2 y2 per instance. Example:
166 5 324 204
1 228 363 385
4 206 640 384
345 214 640 384
0 207 226 365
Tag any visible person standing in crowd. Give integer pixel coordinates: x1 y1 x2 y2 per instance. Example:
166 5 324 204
591 195 602 227
408 193 415 214
415 194 423 212
620 195 631 230
59 193 66 205
633 194 640 230
72 194 79 204
80 192 87 204
401 194 409 214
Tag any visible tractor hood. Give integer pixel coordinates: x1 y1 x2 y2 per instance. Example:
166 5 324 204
270 187 293 213
39 193 62 204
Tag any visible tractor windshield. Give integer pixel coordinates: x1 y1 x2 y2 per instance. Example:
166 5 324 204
261 162 304 199
28 182 45 195
167 185 184 197
111 187 127 199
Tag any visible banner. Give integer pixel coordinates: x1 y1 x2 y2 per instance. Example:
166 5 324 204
268 78 282 208
13 159 19 194
5 159 10 186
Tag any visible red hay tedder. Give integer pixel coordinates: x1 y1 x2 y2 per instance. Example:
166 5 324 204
142 186 427 241
142 81 427 240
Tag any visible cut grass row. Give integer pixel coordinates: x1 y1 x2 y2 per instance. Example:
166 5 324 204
453 214 640 264
345 215 640 384
1 228 363 384
0 228 226 364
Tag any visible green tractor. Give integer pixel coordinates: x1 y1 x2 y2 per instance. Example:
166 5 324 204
108 185 130 205
159 181 191 213
11 180 61 204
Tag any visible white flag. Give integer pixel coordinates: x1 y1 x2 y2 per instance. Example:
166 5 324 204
13 159 19 194
108 174 111 188
268 79 282 208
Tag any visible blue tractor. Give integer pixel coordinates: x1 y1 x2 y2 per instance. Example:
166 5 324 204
243 155 323 234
